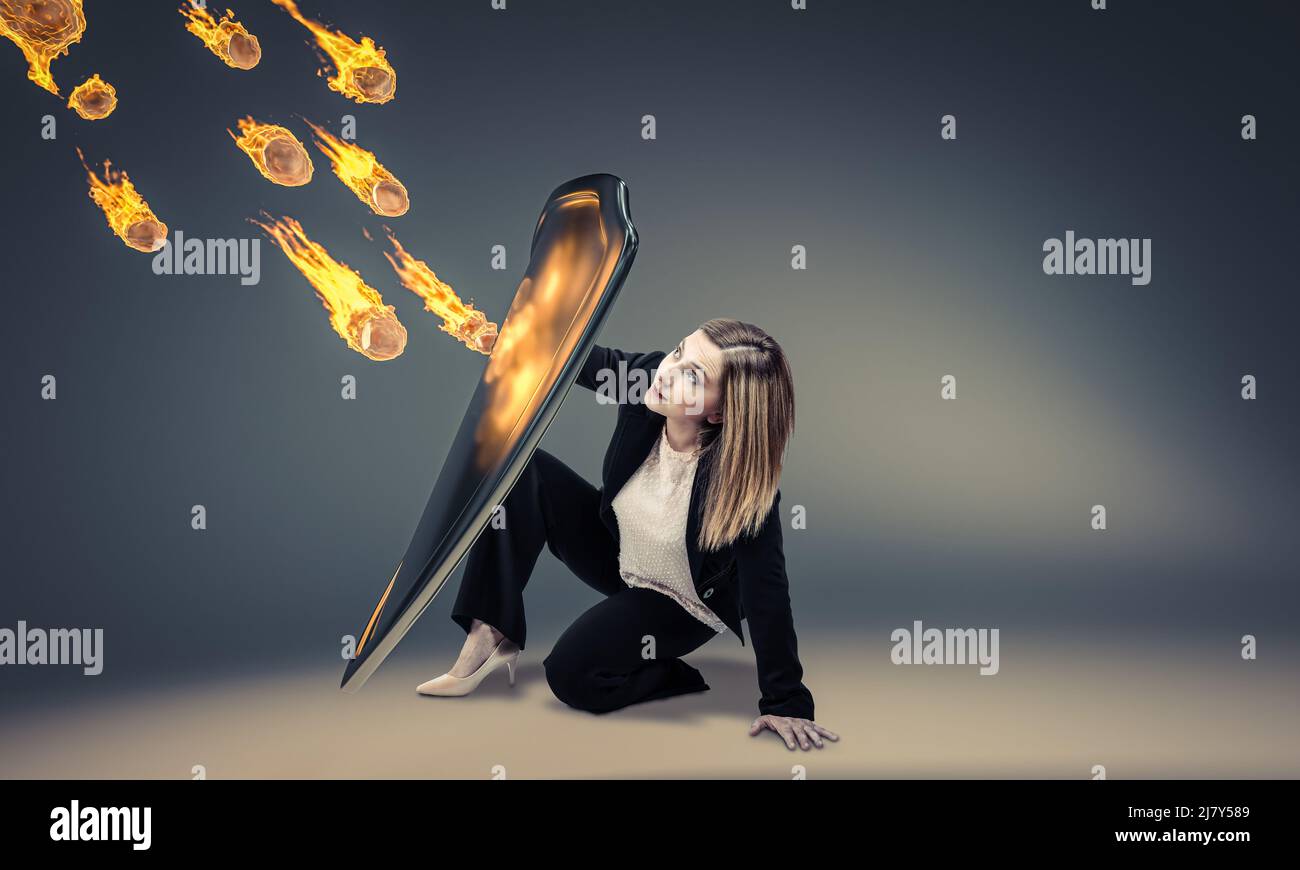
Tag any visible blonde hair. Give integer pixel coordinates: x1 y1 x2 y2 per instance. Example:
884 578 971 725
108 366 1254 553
693 318 794 551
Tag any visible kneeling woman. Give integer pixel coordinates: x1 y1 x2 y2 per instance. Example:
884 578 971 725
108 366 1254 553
419 318 838 751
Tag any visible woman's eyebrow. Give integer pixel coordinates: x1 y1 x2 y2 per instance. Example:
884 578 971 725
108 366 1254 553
680 338 710 381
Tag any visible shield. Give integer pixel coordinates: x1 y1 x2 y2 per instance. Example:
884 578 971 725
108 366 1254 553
341 173 638 692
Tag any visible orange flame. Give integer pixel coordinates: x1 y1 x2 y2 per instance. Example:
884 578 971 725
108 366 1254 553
269 0 395 104
77 148 169 253
66 72 115 120
305 119 408 217
253 214 408 361
0 0 86 95
381 229 498 355
229 116 314 186
179 4 261 69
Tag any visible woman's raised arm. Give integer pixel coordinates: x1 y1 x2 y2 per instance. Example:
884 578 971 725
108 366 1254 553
575 344 656 395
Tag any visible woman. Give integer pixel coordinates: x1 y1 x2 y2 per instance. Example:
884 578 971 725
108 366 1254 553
418 318 838 751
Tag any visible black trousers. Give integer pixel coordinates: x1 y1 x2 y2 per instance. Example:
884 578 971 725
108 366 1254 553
451 449 719 713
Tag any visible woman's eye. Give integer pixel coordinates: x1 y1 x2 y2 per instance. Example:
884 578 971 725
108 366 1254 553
674 346 682 358
686 370 698 384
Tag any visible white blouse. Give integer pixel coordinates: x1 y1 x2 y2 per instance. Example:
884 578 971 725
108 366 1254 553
611 428 728 634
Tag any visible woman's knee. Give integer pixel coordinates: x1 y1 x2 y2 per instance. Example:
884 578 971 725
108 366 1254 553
503 449 562 511
521 449 561 484
542 650 602 713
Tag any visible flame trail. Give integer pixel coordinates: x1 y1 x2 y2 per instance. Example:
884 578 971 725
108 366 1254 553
381 229 498 355
67 72 115 119
0 0 85 95
230 117 313 186
253 214 407 361
269 0 395 104
179 4 261 69
305 119 408 217
77 148 168 253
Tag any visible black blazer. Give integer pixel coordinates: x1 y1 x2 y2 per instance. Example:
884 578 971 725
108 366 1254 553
574 343 816 721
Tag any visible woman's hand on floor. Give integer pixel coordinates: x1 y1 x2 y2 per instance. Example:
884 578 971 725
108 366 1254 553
749 715 839 750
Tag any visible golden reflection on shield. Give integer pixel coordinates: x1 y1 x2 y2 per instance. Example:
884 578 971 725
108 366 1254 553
472 192 611 472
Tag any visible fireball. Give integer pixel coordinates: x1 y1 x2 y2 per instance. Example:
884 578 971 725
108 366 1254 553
66 73 115 120
0 0 86 95
269 0 395 104
229 117 313 186
253 214 408 361
305 119 408 216
77 148 168 253
382 229 498 355
179 4 261 70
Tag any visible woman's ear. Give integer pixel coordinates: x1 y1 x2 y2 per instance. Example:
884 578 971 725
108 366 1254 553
706 410 723 425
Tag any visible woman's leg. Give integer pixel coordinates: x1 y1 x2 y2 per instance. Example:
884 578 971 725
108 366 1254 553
543 587 719 714
450 448 623 652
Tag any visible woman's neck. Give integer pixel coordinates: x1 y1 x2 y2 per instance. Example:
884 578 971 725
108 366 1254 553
663 416 703 453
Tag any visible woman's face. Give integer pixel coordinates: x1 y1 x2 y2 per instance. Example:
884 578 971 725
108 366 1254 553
646 329 725 424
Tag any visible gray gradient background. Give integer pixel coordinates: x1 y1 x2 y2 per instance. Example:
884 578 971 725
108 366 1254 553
2 0 1298 753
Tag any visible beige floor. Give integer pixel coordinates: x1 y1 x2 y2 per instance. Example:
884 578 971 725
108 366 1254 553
1 634 1296 779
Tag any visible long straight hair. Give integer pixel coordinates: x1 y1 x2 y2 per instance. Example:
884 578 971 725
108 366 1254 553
693 318 795 552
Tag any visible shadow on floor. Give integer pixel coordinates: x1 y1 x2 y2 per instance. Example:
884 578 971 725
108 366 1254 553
426 656 761 721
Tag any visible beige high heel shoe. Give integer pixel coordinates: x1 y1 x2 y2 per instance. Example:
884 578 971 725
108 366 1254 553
417 638 520 697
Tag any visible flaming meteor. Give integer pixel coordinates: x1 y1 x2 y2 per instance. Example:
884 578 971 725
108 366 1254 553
0 0 85 95
269 0 395 104
381 229 498 355
77 148 168 253
306 119 408 217
229 117 313 186
179 4 261 69
66 73 115 120
253 214 407 361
